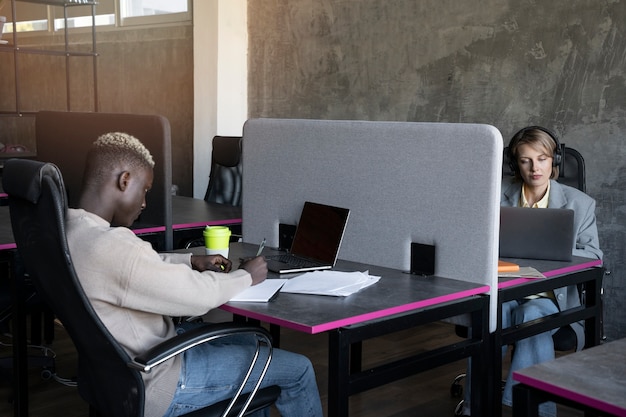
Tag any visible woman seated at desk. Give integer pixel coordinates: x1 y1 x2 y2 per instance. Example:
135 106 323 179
462 126 603 417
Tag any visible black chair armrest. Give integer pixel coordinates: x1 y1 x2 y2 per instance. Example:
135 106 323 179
129 322 277 417
129 322 272 372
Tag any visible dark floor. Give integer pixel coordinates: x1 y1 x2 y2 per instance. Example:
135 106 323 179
0 310 585 417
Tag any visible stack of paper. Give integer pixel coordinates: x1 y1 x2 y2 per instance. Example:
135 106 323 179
280 270 381 296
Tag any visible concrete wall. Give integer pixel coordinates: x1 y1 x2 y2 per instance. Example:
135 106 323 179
248 0 626 341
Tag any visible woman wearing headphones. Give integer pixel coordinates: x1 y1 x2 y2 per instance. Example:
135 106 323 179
462 126 602 417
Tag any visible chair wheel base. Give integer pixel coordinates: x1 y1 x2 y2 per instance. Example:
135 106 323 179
450 373 465 397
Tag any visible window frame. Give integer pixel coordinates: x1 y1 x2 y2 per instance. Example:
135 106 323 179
1 0 192 35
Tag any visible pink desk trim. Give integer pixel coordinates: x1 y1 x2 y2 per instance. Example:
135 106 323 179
513 372 626 417
133 226 166 235
132 218 242 235
1 219 242 250
173 218 242 230
498 259 603 289
222 285 490 334
542 259 603 278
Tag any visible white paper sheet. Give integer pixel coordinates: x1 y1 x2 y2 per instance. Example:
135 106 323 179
280 270 381 296
229 279 288 302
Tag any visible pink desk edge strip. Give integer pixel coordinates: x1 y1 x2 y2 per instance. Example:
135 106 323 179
221 285 490 334
513 372 626 417
542 259 603 277
0 220 243 248
173 218 242 230
132 218 243 235
498 259 603 289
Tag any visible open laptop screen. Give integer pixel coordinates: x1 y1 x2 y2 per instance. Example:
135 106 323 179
499 206 574 261
290 201 350 264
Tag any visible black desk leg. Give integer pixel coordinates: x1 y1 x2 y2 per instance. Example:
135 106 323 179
232 314 281 347
350 341 362 373
269 323 281 348
10 251 28 417
512 384 540 417
490 301 504 417
583 269 602 349
469 299 488 417
328 329 351 417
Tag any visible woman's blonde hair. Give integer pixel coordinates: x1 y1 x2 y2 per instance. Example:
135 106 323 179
507 127 560 180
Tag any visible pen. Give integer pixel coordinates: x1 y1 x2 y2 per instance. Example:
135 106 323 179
256 238 266 256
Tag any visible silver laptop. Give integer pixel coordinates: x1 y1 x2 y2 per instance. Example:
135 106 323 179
499 206 575 261
266 201 350 274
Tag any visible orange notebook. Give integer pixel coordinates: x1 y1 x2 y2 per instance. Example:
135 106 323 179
498 260 520 273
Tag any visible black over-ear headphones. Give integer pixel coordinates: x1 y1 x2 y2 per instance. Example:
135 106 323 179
506 125 562 173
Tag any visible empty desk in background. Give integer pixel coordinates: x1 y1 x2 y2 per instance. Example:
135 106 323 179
215 243 491 417
132 195 242 249
490 256 605 417
512 338 626 417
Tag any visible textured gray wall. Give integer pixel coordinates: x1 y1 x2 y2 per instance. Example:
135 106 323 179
248 0 626 340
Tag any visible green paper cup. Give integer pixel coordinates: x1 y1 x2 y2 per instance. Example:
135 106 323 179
203 226 231 257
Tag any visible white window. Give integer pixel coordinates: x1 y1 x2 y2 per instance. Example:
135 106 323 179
119 0 190 26
1 0 191 34
121 0 188 18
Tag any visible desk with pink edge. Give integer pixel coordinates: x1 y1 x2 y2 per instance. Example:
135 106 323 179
489 256 605 417
513 337 626 417
214 243 491 417
130 196 241 250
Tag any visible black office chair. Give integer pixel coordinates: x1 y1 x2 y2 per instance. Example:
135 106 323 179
2 158 280 417
205 136 243 206
184 136 243 249
451 145 599 414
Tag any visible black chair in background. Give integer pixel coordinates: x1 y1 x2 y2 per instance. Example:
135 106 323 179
184 136 243 249
205 136 243 207
3 159 279 417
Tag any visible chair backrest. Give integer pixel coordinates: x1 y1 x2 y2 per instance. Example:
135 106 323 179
204 136 243 206
35 110 174 250
2 159 145 417
503 144 586 192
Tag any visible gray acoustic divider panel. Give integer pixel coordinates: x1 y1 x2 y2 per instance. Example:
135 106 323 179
242 118 502 331
35 111 173 250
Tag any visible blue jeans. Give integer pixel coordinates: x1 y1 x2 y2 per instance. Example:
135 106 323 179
163 322 323 417
463 298 559 417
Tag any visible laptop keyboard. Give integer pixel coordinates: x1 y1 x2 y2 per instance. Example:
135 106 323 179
269 254 321 269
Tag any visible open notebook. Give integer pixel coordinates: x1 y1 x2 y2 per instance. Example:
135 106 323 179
266 201 350 274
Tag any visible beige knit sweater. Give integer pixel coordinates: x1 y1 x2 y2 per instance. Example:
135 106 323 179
66 208 252 416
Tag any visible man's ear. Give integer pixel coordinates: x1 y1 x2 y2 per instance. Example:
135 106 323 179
117 171 131 191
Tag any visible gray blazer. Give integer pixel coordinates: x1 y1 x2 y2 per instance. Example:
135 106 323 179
501 177 603 351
